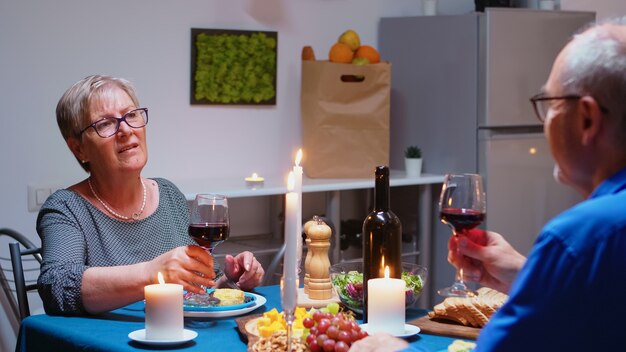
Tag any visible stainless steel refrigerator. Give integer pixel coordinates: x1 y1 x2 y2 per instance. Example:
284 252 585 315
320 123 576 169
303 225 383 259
380 8 594 304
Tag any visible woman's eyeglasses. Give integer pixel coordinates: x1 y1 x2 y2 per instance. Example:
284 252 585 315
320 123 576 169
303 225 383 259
79 108 148 138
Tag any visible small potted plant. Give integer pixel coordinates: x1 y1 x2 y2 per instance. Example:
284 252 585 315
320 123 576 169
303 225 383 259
404 145 423 177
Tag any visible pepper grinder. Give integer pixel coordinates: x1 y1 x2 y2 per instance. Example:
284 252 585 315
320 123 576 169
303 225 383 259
302 216 320 294
304 216 333 300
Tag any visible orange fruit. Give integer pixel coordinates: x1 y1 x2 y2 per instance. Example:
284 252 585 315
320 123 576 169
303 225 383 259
329 43 354 63
354 45 380 64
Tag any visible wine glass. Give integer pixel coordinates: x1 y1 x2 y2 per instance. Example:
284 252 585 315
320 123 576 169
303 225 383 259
438 173 486 297
188 194 230 253
186 194 230 304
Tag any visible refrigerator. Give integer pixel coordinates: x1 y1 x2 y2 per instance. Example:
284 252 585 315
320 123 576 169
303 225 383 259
379 8 593 303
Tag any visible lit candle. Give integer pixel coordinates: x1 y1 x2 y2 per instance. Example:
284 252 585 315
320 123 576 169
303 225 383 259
367 266 406 335
144 272 184 340
282 171 298 311
293 149 303 271
245 172 265 187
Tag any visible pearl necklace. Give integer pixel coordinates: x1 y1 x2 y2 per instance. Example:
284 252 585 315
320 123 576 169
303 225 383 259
88 178 147 221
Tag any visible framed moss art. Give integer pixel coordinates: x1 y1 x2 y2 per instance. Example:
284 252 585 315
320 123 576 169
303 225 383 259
190 28 278 105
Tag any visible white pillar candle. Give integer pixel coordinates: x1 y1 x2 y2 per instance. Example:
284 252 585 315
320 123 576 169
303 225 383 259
282 172 298 310
367 266 406 335
293 149 303 271
144 273 184 340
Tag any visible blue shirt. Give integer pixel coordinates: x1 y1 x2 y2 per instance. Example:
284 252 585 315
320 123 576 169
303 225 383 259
475 167 626 351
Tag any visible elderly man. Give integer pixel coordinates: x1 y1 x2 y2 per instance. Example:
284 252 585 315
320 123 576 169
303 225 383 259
350 17 626 352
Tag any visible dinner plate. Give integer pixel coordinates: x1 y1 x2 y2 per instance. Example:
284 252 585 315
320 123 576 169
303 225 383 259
184 292 257 312
183 292 267 318
359 323 420 338
128 329 197 346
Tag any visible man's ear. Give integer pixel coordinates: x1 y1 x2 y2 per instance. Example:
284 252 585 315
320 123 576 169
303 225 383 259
578 96 604 146
67 137 87 163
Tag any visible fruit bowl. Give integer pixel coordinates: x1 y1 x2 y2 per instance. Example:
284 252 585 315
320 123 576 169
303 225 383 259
330 262 427 314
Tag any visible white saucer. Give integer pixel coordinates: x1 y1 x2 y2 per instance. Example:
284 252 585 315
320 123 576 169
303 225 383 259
128 329 197 346
359 323 420 338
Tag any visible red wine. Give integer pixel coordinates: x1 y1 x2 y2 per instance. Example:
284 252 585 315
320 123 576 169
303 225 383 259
188 223 229 248
440 208 485 233
362 166 402 323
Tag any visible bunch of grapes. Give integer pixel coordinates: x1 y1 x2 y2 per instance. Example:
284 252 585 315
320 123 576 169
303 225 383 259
303 307 368 352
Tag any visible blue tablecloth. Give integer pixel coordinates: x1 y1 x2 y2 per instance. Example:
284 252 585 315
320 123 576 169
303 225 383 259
17 285 463 351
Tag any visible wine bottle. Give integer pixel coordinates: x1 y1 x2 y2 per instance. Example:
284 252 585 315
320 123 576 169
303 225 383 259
362 166 402 323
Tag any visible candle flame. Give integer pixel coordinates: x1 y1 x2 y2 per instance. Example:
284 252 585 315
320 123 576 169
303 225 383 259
287 171 295 191
252 172 258 179
157 272 165 284
295 149 303 167
384 266 390 279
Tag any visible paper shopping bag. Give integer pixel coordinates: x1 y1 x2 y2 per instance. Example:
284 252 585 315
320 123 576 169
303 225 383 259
301 60 391 178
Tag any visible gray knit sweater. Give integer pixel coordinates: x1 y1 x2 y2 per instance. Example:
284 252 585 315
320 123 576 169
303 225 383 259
36 178 200 315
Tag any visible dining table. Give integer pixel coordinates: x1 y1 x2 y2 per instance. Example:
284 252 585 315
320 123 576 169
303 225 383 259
16 285 469 352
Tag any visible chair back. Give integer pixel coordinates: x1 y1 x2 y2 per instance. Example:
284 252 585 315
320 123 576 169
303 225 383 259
0 228 41 322
9 243 41 321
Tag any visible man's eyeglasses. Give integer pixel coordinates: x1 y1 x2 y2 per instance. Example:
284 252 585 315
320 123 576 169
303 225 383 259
80 108 148 138
529 94 581 123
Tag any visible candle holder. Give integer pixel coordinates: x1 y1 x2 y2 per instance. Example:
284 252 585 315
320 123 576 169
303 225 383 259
280 276 298 352
245 173 265 188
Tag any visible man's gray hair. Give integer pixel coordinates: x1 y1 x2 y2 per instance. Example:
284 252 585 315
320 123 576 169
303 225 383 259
560 16 626 143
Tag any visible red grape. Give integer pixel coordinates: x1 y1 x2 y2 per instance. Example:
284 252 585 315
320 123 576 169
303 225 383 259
313 310 324 322
309 326 319 336
331 317 341 326
316 334 328 347
303 317 315 329
309 340 321 352
338 319 352 331
317 318 331 334
358 329 369 339
322 338 336 352
306 333 317 346
335 341 350 352
350 329 361 342
326 325 339 339
337 330 351 344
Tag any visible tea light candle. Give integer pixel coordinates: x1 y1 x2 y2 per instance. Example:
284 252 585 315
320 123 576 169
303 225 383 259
144 272 184 340
245 173 265 187
367 266 406 335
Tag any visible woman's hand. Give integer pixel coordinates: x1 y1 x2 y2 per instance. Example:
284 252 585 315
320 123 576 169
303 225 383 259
448 229 526 293
222 251 264 290
145 245 215 294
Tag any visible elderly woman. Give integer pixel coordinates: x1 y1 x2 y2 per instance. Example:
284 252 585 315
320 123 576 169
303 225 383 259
37 75 264 315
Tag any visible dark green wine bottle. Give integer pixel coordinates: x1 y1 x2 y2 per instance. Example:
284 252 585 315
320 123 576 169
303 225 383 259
362 166 402 323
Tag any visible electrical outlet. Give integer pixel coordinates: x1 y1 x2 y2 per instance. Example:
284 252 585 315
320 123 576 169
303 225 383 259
27 185 63 212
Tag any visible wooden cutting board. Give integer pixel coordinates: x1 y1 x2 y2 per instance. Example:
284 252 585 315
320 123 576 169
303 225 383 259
235 313 263 347
409 315 480 340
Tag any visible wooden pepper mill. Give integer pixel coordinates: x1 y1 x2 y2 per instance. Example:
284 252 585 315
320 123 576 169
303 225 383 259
303 216 333 300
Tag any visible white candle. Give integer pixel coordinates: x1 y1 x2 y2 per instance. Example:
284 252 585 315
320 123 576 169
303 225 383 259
293 149 303 271
144 272 184 340
282 172 298 311
367 266 406 335
245 172 265 188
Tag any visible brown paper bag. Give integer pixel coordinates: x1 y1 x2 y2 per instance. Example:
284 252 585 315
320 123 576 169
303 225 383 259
301 60 391 178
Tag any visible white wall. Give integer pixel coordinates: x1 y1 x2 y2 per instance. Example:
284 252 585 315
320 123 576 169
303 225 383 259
562 0 626 19
0 1 476 350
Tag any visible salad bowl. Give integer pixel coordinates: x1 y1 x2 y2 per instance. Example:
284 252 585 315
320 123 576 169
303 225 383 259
330 261 427 314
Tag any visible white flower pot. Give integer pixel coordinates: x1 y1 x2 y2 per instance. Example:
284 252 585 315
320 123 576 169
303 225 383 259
405 158 423 177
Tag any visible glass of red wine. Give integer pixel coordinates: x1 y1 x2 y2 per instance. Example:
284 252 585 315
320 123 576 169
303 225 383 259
186 194 230 304
438 173 486 297
188 194 230 252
